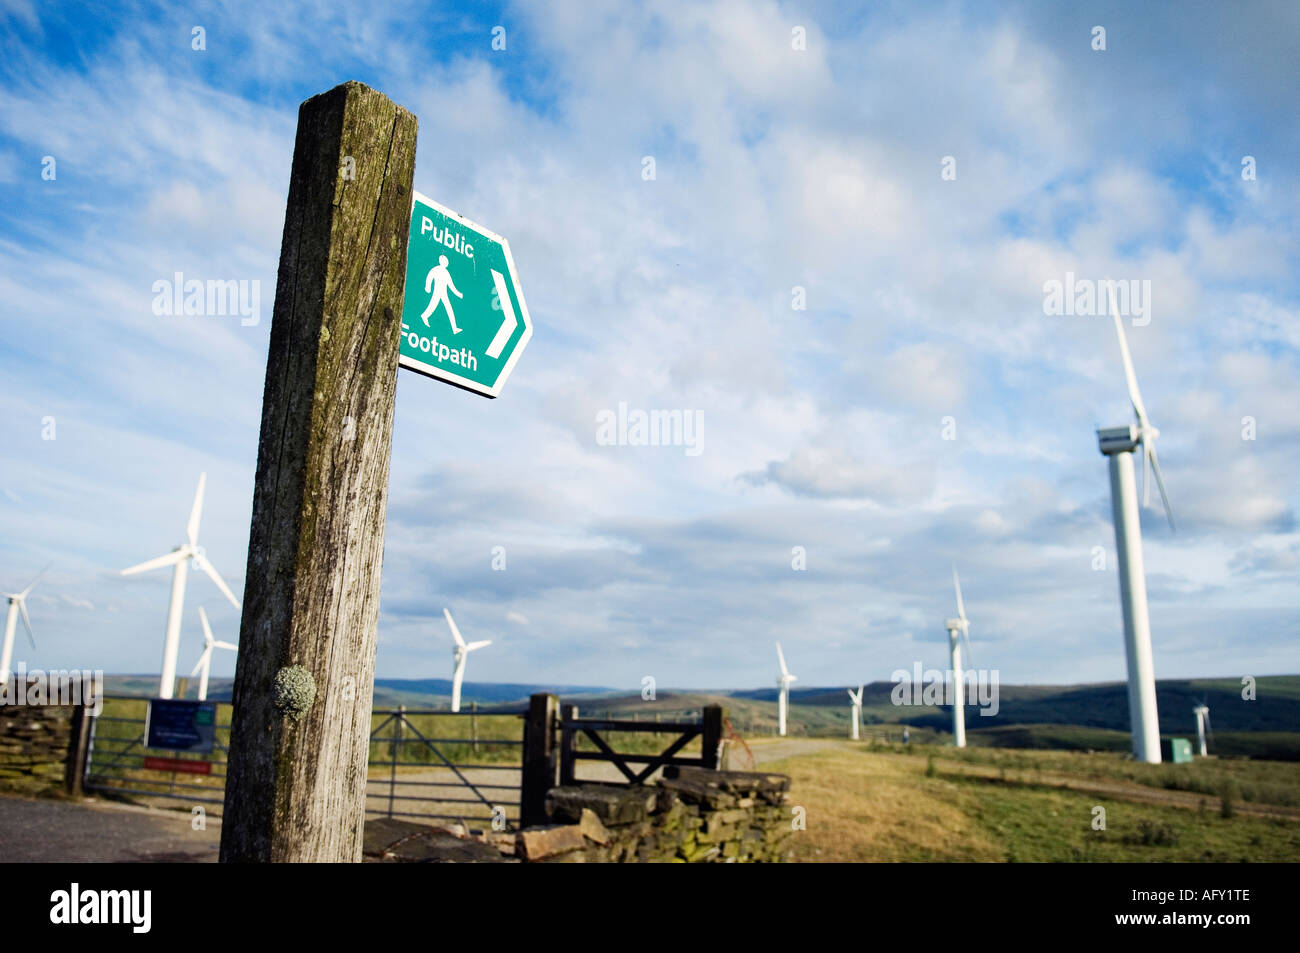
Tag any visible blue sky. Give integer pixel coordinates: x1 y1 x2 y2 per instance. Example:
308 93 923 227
1 0 1297 693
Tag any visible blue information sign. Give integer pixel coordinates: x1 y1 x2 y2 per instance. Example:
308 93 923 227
145 699 217 753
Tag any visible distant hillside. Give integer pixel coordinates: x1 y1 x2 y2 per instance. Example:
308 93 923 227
95 674 1300 747
99 675 611 709
731 676 1300 736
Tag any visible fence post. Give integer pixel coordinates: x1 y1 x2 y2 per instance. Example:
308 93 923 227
520 693 558 829
64 702 93 796
471 700 478 756
218 81 417 863
559 703 578 787
702 704 724 770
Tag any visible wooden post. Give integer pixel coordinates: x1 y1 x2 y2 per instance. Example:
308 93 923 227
558 703 578 786
219 81 417 863
520 693 558 828
701 704 723 770
175 676 188 700
64 702 93 796
470 700 478 756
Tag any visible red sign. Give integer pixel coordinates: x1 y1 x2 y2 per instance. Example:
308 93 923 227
143 756 212 775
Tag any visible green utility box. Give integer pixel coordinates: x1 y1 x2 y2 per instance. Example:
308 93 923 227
1165 738 1194 763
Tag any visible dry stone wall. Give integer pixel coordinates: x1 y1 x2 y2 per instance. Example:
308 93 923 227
363 766 794 864
0 703 75 794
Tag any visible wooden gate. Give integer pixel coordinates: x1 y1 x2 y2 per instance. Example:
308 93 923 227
558 703 723 785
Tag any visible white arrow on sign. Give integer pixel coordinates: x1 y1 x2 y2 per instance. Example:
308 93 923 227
486 269 518 359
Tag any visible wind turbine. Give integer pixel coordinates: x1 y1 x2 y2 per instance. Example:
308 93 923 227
121 473 241 699
775 642 796 737
1193 703 1211 757
847 685 863 741
443 609 491 713
189 607 238 701
1 565 48 685
944 566 973 748
1097 293 1175 764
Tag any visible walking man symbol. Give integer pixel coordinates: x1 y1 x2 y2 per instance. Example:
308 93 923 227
420 255 464 334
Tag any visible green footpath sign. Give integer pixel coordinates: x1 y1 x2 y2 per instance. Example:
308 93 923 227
399 192 532 398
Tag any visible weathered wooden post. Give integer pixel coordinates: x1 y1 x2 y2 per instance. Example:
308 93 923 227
219 81 417 863
520 693 558 828
558 702 579 786
470 699 479 756
64 702 93 797
701 704 723 770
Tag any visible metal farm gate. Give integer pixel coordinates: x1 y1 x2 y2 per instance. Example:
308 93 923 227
81 697 524 829
367 706 523 829
82 696 230 807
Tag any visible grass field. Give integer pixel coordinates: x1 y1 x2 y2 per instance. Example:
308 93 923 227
15 694 1299 862
762 741 1300 862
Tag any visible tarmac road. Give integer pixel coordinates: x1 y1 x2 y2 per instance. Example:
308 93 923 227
0 796 221 862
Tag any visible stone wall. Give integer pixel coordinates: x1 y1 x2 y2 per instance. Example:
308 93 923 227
0 703 75 794
363 766 793 863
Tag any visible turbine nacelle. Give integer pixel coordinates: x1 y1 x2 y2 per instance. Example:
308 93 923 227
1 564 48 655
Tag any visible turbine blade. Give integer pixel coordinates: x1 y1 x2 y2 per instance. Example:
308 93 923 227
121 550 188 575
961 630 974 669
18 600 35 650
190 650 210 679
1109 293 1150 428
19 562 53 599
1147 444 1176 532
775 641 788 676
1142 439 1152 507
466 640 492 651
195 554 241 609
952 565 966 621
187 473 207 547
213 640 238 651
443 608 465 647
199 606 214 644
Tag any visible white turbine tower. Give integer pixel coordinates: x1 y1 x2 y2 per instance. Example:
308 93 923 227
945 566 974 748
189 607 238 701
775 642 797 737
1 566 48 685
1193 703 1211 757
443 609 491 713
1097 295 1175 765
847 685 863 741
121 473 241 699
